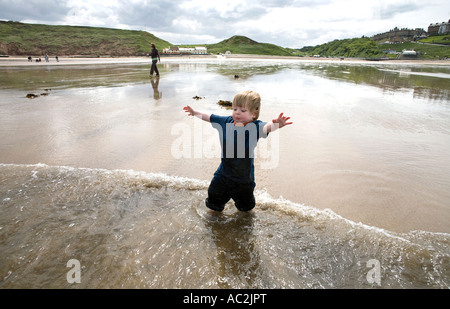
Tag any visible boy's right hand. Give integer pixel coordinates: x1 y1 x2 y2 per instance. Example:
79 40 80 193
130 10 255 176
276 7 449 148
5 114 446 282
272 113 293 129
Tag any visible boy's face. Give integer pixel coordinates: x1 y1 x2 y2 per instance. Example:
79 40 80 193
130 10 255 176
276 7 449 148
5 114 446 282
232 106 256 125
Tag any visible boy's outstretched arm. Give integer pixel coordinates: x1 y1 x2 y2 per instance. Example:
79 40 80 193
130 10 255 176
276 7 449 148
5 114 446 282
264 113 293 134
183 105 211 122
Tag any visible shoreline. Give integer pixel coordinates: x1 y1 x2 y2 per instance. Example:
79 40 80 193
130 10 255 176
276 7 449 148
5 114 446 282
1 54 449 66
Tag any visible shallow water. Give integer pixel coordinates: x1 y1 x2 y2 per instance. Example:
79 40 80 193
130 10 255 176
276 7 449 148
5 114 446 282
0 59 449 288
0 163 448 288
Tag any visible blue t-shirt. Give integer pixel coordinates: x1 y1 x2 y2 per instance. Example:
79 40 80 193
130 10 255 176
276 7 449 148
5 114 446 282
210 114 268 184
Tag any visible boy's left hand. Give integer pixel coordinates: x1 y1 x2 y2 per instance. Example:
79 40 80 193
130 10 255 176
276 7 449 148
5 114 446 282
183 105 195 116
273 113 293 128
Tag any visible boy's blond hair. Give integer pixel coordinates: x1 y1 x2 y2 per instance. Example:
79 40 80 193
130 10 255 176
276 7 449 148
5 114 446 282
232 90 261 120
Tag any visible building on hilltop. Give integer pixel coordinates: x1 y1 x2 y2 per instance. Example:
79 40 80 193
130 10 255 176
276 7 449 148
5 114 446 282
373 20 450 43
428 20 450 35
372 27 427 43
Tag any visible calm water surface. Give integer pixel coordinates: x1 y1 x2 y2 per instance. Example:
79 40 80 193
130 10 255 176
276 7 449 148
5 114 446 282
0 58 449 288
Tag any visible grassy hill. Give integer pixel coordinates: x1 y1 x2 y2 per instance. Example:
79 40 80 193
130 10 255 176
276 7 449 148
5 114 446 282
0 22 294 57
299 37 382 58
0 21 172 56
418 34 450 45
198 35 294 56
387 40 450 59
299 35 450 59
2 21 448 59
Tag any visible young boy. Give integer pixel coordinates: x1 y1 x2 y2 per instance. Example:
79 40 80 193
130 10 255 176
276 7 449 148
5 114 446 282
183 90 292 212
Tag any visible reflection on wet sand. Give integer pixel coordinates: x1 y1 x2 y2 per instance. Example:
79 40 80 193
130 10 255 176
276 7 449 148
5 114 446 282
159 60 449 101
314 64 450 101
1 60 448 101
150 76 162 100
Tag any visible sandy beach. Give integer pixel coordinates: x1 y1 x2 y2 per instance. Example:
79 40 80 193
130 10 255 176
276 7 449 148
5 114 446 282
1 56 449 234
1 54 449 288
1 54 449 66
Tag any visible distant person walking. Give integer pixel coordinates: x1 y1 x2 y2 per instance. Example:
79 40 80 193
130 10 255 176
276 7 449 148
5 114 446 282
150 43 160 77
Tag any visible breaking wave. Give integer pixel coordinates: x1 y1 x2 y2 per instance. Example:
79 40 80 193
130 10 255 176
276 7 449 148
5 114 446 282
0 163 448 288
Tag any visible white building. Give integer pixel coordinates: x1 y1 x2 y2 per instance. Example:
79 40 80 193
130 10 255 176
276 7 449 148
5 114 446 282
178 47 208 55
194 47 208 54
438 21 449 34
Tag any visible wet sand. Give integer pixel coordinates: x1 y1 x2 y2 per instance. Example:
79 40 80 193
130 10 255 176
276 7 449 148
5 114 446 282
1 56 449 289
1 57 449 234
1 55 449 67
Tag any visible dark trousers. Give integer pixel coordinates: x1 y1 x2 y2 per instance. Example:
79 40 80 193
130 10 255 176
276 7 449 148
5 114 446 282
205 173 256 212
150 60 159 75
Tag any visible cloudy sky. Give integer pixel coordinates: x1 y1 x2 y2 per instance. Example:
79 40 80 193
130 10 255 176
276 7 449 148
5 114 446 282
1 0 449 48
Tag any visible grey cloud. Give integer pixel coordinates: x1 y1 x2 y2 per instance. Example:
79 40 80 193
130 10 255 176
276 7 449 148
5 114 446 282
257 0 331 8
0 0 440 49
378 2 421 20
116 1 267 42
213 7 267 22
117 0 182 32
0 0 69 22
